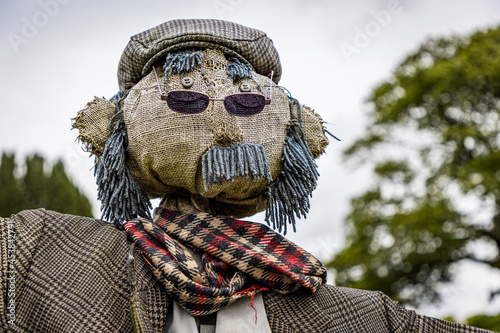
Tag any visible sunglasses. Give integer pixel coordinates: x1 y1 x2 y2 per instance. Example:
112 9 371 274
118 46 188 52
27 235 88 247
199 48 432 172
152 66 273 117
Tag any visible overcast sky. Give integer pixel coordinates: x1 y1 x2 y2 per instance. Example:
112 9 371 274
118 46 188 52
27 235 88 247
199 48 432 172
1 0 500 322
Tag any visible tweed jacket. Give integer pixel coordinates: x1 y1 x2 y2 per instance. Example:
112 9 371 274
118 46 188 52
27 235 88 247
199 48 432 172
0 209 494 332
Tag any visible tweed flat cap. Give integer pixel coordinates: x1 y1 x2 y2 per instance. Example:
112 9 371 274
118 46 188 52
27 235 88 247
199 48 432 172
117 19 282 91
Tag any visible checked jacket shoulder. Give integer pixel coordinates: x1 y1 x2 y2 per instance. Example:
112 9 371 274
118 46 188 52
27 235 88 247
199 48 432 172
0 209 495 333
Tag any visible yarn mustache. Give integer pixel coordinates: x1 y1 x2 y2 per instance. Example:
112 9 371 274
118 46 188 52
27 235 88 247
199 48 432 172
201 143 273 190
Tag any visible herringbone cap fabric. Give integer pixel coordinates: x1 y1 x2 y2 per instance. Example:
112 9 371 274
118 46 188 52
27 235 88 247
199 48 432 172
117 19 282 91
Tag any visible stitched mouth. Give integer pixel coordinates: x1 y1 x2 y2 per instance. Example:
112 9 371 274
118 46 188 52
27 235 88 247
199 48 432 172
201 143 272 190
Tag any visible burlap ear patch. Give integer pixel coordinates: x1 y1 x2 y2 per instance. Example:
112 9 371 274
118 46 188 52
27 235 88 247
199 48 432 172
294 104 329 159
72 97 115 156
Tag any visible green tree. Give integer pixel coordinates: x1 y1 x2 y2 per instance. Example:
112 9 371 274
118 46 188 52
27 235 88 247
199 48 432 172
466 313 500 331
0 153 93 217
444 314 500 332
328 25 500 312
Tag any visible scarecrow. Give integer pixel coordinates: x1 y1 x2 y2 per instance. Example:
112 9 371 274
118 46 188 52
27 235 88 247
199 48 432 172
0 19 494 333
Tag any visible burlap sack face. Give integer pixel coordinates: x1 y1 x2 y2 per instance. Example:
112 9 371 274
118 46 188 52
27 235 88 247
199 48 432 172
121 49 327 217
72 49 328 217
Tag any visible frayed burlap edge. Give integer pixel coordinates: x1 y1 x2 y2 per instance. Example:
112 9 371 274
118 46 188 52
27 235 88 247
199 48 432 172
71 97 115 156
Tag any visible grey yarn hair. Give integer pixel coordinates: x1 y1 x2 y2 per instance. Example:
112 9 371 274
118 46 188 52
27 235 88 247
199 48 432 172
162 51 253 82
202 143 272 190
94 91 152 228
163 50 203 79
226 57 253 81
264 97 320 234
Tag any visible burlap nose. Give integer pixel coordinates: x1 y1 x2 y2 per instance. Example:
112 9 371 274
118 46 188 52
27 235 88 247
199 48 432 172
118 19 282 91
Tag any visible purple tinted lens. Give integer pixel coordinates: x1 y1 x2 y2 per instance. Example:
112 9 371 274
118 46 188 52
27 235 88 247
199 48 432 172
166 91 209 114
224 94 266 116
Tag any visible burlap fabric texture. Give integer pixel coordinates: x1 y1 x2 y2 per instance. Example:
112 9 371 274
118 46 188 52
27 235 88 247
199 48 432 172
72 97 115 156
73 48 328 219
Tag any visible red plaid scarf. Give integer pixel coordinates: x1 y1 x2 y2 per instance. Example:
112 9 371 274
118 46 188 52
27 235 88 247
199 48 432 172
124 208 326 316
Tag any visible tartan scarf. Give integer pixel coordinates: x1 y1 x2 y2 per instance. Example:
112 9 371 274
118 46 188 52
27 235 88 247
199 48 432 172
124 208 327 316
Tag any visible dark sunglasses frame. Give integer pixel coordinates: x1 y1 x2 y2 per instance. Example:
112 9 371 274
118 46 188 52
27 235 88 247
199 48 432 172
152 66 273 117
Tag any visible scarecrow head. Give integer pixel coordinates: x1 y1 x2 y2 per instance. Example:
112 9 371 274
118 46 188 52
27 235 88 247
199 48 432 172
73 19 330 234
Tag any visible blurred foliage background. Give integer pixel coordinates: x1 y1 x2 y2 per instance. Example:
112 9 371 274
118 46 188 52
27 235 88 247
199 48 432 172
328 26 500 331
0 153 92 217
